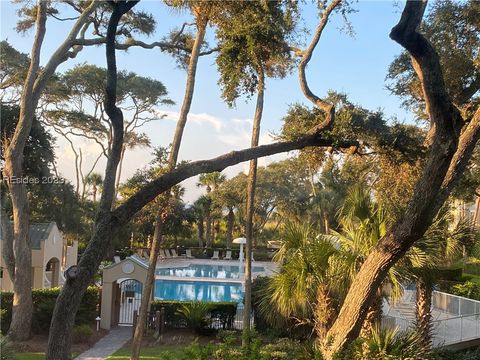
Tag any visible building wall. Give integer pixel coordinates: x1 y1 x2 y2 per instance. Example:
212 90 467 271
100 259 147 329
0 223 68 291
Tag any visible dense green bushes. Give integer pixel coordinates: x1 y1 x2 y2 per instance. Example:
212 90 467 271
449 281 480 301
151 300 237 330
436 267 464 281
0 287 99 334
72 324 93 343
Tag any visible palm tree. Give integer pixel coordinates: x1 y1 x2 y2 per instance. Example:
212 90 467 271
330 186 429 339
84 172 103 202
197 172 225 246
406 209 473 348
259 221 340 341
212 178 244 247
193 195 211 247
197 172 226 193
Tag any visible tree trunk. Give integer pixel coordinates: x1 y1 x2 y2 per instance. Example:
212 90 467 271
130 15 208 360
46 3 132 357
314 284 336 342
243 68 264 346
319 3 480 358
226 207 234 248
5 179 33 341
168 17 207 167
205 210 212 247
1 1 48 341
197 217 205 247
416 278 433 348
131 208 165 360
114 145 126 200
360 291 382 339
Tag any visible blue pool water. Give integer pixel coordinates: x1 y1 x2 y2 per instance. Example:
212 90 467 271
156 264 265 280
154 280 243 302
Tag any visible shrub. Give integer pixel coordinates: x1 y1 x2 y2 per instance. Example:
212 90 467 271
151 300 237 330
259 338 312 360
450 281 480 300
183 341 216 360
0 286 99 334
176 302 212 334
354 326 433 360
72 324 93 343
0 334 16 360
436 267 463 281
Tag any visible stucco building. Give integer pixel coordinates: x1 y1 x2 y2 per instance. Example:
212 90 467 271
0 222 78 291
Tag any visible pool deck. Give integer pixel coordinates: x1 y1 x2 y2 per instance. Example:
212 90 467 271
155 257 278 283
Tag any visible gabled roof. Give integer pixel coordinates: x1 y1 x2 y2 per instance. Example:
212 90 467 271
1 222 56 250
30 222 56 249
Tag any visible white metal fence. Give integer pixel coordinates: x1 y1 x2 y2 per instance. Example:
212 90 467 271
383 288 480 346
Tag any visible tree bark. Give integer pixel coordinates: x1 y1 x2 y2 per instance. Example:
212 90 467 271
114 145 126 200
130 15 208 360
2 0 98 344
320 2 480 358
205 209 212 247
314 284 336 342
416 278 433 349
242 68 264 346
46 3 135 358
2 0 47 341
226 207 234 248
359 291 382 339
197 217 205 247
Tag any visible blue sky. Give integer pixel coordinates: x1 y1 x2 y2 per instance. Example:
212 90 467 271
1 1 416 202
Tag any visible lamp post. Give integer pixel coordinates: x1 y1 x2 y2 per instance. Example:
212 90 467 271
233 237 247 273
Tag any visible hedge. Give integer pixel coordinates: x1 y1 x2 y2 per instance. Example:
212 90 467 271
0 286 99 334
151 300 237 330
436 267 464 282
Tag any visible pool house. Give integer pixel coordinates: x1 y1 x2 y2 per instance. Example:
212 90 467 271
99 253 277 330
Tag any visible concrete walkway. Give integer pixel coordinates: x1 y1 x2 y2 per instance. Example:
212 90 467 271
75 326 131 360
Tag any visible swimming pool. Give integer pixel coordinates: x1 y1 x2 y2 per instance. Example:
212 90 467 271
156 263 265 280
154 279 243 302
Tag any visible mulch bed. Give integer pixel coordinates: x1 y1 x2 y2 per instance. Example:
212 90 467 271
12 327 109 354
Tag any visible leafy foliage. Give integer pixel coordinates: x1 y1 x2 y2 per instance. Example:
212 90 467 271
0 287 99 334
352 326 434 360
387 0 480 116
176 301 213 334
72 324 93 344
216 1 297 105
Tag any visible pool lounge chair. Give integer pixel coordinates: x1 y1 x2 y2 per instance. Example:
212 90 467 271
251 253 255 262
164 249 173 258
224 250 232 260
170 249 180 258
158 250 166 260
186 249 195 259
211 250 220 260
114 255 121 263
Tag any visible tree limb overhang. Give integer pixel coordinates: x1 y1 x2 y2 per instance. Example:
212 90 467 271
111 135 358 225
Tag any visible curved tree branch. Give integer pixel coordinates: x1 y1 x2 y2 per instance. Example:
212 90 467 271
297 0 342 133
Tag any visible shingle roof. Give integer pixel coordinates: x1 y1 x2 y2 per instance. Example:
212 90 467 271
1 222 56 250
30 223 55 249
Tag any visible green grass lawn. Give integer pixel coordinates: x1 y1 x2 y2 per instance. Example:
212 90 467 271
16 353 45 360
16 352 78 360
107 345 194 360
